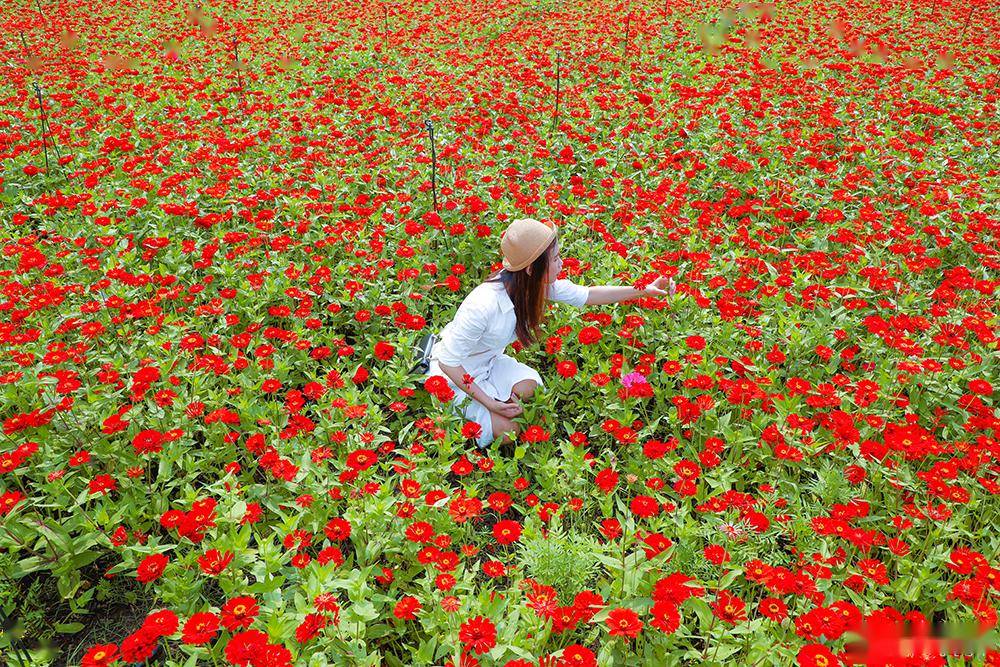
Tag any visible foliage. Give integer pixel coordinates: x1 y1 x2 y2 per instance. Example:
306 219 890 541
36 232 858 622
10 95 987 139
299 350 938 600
0 0 998 665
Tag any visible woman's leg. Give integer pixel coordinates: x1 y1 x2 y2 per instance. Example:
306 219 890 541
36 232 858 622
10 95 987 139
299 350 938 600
509 379 538 402
490 380 536 448
490 411 520 446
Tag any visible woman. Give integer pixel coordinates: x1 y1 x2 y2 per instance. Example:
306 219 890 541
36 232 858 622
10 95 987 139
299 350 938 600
426 217 674 450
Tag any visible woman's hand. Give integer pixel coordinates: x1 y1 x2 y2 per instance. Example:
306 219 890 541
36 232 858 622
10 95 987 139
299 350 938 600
644 275 676 297
488 395 523 419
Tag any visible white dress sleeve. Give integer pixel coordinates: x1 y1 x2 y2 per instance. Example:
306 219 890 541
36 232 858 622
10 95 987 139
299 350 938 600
435 298 491 366
546 279 590 308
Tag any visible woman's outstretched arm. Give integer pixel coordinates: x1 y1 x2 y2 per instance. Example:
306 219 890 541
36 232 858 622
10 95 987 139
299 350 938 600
585 285 645 306
584 276 674 306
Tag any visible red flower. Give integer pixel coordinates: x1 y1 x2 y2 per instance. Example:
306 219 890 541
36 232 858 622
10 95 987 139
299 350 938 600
394 596 422 620
712 590 747 625
758 597 788 622
556 360 578 378
136 553 169 583
82 644 119 667
324 517 352 541
197 549 234 576
629 495 659 518
649 601 680 634
482 560 506 578
182 612 220 645
459 616 497 654
295 613 329 643
143 609 178 637
89 474 117 496
522 425 550 443
595 468 619 493
685 335 706 350
255 643 292 667
119 629 159 663
797 643 841 667
969 379 993 396
220 596 260 632
405 521 435 544
0 491 26 516
558 644 597 666
223 629 268 666
652 572 704 605
640 532 672 560
703 544 731 565
132 429 164 455
577 326 602 345
373 341 396 361
572 590 604 623
599 518 622 541
345 449 377 471
493 519 522 545
462 421 483 440
605 607 643 638
556 145 576 165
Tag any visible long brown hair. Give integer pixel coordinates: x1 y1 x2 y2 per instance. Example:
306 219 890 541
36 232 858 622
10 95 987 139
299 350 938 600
484 238 555 348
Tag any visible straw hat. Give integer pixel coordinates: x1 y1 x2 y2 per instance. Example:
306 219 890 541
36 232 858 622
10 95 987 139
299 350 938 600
500 218 558 272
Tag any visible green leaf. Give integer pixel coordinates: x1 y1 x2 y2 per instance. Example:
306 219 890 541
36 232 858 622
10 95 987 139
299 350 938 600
10 556 47 577
55 622 85 634
68 550 102 570
347 600 380 623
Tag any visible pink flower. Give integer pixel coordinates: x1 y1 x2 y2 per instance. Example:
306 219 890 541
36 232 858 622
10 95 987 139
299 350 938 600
621 372 647 389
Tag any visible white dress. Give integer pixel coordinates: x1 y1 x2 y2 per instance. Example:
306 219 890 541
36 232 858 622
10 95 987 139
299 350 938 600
426 277 590 448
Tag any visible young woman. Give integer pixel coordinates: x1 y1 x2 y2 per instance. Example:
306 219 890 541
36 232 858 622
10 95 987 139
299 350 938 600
425 217 674 450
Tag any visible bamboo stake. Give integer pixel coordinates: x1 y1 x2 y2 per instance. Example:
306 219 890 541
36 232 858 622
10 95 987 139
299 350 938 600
425 119 438 213
959 3 976 41
33 84 62 163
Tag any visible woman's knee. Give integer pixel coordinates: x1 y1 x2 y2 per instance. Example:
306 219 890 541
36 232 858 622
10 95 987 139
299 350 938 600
490 413 520 444
511 379 538 401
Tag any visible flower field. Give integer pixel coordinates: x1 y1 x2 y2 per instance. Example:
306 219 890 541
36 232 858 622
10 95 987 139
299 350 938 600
1 0 998 664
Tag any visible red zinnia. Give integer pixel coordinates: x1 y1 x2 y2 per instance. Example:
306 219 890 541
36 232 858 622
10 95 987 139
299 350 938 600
594 468 618 493
81 644 119 667
0 491 26 516
181 612 220 645
605 607 643 638
629 495 659 518
324 517 352 541
559 644 597 666
394 596 422 620
797 643 841 667
223 629 268 666
458 615 497 654
197 549 234 576
142 609 178 637
758 597 788 622
220 596 260 632
119 629 158 663
712 590 747 625
132 429 164 455
493 519 522 545
578 326 602 345
295 613 329 644
650 601 680 634
968 379 993 396
136 553 168 583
